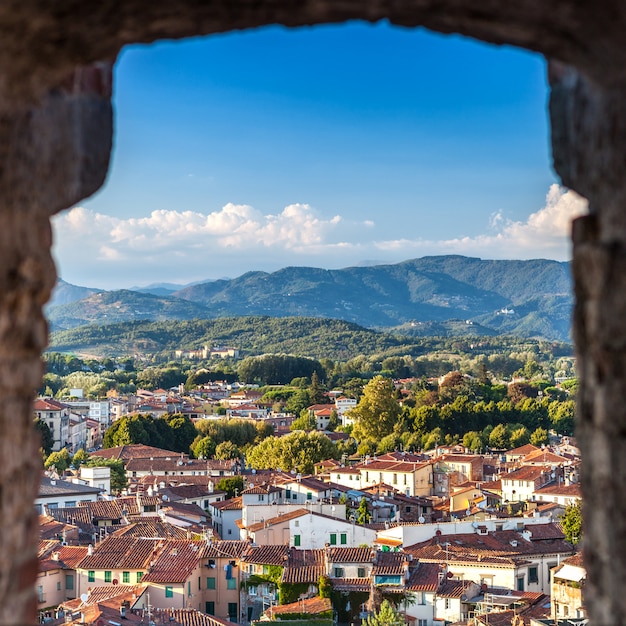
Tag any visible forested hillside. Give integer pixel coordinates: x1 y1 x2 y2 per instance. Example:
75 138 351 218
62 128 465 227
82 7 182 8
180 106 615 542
48 256 573 340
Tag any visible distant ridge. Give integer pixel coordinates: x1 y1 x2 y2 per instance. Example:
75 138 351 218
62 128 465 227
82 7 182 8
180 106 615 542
48 255 573 341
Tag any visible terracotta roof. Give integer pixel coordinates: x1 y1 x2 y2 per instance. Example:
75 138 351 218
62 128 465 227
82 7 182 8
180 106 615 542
111 520 191 540
212 496 242 511
141 540 204 583
331 577 371 592
437 578 477 598
500 466 547 482
34 398 67 411
241 544 289 566
152 608 237 626
404 525 573 564
327 547 374 564
78 536 161 570
406 562 441 592
522 448 570 464
282 549 325 584
125 457 212 472
241 483 282 495
506 444 540 457
89 444 179 461
203 540 249 559
247 508 308 532
267 596 331 617
534 482 582 497
372 551 407 575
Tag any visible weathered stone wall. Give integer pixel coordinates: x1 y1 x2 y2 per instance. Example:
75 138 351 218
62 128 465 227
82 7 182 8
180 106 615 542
1 1 625 623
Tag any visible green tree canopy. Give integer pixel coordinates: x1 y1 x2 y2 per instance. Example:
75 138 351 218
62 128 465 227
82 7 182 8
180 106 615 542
350 376 401 444
562 501 583 545
364 600 404 626
35 418 54 457
245 430 337 474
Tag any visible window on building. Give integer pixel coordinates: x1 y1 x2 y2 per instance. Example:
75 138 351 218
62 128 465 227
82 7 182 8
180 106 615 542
330 533 337 545
517 576 525 591
445 599 450 610
307 492 312 500
104 571 112 583
340 533 347 545
295 520 299 527
65 574 74 590
528 566 539 584
207 577 216 589
228 603 238 621
65 501 76 508
57 581 61 591
122 571 130 584
334 567 344 577
206 602 215 615
294 535 301 547
227 578 237 590
357 567 366 578
136 572 143 583
165 586 173 598
417 591 426 605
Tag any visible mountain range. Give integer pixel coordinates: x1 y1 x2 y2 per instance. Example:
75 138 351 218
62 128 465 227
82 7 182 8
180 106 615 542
46 255 573 341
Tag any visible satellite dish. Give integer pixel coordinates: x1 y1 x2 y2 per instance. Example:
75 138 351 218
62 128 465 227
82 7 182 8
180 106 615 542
466 508 472 516
80 593 88 603
418 516 425 524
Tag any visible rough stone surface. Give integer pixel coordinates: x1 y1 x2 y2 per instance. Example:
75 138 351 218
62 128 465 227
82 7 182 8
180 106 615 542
0 2 625 623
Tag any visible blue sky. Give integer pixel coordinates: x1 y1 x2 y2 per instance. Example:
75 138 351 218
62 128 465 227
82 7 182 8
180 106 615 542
52 21 587 289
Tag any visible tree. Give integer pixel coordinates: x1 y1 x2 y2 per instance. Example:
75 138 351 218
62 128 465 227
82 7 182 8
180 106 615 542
350 376 401 444
72 448 90 468
164 413 197 453
364 599 404 626
562 501 583 545
34 418 54 456
489 423 510 450
44 448 71 472
214 441 240 460
191 436 216 459
510 426 530 448
530 427 549 446
245 430 337 474
357 496 371 525
216 476 245 499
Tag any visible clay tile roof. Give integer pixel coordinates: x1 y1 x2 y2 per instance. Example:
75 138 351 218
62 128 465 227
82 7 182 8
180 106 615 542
406 562 441 592
152 608 237 626
75 584 147 606
247 509 308 532
78 536 161 570
331 578 371 592
241 484 281 495
202 540 249 559
437 578 476 598
506 443 540 456
89 444 179 461
282 548 325 583
372 551 406 575
328 547 374 564
241 544 289 566
212 496 242 511
111 520 190 539
34 398 67 411
141 540 204 583
267 596 331 617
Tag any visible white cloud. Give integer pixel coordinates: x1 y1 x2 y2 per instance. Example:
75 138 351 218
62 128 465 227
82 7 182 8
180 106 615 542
374 184 588 260
52 185 588 288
